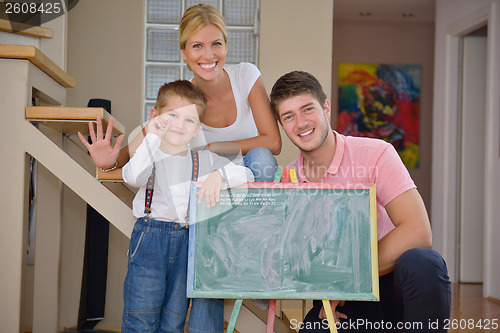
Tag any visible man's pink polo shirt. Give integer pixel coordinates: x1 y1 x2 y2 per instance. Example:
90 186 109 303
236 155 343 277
287 131 415 240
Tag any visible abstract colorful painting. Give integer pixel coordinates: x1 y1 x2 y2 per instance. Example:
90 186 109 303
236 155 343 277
338 63 421 168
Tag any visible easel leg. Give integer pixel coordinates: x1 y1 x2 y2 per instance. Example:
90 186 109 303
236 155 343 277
226 299 243 333
266 299 277 333
322 300 338 333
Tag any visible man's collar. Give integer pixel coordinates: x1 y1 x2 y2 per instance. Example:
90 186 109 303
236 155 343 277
329 130 344 175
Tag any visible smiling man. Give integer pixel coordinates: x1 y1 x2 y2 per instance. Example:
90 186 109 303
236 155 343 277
269 71 451 333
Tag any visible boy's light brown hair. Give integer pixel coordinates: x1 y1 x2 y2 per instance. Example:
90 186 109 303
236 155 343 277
155 80 207 119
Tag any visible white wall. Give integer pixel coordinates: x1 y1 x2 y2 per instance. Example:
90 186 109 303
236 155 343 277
432 0 500 299
483 2 500 299
260 0 333 167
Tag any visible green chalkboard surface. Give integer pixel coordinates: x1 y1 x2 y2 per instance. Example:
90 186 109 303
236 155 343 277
187 182 378 301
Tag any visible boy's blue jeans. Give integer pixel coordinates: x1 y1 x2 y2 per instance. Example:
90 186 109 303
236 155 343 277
122 218 223 333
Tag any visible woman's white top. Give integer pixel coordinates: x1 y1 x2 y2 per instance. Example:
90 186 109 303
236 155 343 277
191 62 261 149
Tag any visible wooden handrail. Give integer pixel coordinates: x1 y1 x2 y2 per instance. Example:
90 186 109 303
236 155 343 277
0 45 75 88
0 18 53 38
97 168 124 182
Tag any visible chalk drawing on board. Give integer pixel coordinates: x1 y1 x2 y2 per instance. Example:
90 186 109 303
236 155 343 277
187 183 378 301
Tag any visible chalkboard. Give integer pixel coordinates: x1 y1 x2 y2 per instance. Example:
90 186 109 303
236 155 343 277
187 182 379 301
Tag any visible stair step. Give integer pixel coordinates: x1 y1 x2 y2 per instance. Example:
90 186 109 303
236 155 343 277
0 45 74 87
0 18 53 38
26 106 125 135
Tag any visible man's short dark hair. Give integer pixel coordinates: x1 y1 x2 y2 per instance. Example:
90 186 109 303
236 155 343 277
269 71 328 122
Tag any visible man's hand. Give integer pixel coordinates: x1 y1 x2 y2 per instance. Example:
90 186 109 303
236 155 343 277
78 117 124 169
196 170 224 208
318 300 347 323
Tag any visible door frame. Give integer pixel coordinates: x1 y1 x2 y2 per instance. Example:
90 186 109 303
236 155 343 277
432 2 500 299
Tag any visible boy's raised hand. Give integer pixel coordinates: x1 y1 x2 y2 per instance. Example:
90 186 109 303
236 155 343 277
196 170 224 208
147 115 169 138
78 117 124 169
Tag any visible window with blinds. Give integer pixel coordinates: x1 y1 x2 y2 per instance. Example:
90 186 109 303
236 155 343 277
143 0 259 122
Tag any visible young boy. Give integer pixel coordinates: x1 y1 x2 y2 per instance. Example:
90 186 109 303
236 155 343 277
121 80 254 332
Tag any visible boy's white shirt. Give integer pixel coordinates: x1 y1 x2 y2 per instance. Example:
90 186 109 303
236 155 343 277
122 133 254 222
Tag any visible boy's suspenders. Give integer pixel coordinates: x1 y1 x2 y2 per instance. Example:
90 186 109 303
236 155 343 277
185 150 199 223
143 150 200 225
143 164 156 217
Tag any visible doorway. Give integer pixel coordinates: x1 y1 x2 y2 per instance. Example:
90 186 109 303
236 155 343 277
458 26 487 283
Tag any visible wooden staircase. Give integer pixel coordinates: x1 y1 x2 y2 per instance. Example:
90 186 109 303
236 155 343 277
24 105 135 237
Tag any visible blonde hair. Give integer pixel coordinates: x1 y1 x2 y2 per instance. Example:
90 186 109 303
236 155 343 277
179 3 227 50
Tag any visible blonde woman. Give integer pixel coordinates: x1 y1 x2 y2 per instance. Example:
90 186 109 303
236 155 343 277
179 4 281 182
